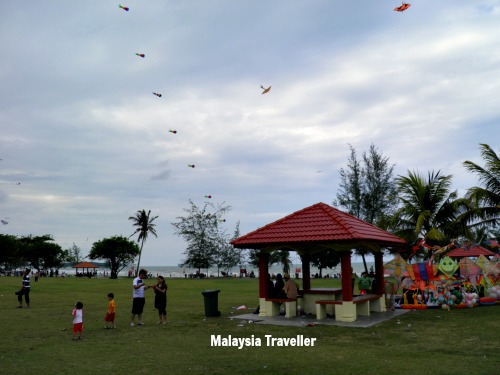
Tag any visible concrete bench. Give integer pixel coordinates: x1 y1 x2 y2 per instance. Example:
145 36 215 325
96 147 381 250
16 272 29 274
265 298 297 318
315 294 381 320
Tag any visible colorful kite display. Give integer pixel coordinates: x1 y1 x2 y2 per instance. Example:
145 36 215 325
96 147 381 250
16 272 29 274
119 5 129 12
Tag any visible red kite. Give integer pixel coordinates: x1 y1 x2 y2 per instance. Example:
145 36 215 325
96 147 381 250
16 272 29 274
394 3 411 12
260 85 271 94
119 5 129 12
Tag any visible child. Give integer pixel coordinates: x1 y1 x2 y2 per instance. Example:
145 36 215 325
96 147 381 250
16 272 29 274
104 293 116 329
358 271 372 295
72 301 84 340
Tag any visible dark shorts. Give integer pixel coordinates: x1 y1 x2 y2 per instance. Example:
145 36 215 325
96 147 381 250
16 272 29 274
132 298 145 314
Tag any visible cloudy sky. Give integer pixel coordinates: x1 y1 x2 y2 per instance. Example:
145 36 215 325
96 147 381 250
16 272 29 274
1 1 499 266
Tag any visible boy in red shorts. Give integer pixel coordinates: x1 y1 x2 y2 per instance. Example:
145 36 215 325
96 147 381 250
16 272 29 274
72 301 84 340
104 293 116 329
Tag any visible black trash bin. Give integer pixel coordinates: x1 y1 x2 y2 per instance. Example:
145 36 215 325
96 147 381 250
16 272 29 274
202 289 221 317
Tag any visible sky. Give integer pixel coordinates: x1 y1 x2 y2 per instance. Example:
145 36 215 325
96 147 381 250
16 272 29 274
1 1 499 267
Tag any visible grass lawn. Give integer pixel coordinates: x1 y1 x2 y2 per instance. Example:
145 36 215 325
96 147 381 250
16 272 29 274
1 275 499 375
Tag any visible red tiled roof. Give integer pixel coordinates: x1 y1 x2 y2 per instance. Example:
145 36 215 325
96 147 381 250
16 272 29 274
447 245 496 258
72 261 100 269
231 202 406 249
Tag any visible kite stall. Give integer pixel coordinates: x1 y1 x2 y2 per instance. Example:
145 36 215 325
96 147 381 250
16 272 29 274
385 242 500 311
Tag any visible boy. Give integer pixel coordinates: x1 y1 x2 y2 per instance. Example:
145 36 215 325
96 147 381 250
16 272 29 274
72 301 84 340
358 271 372 295
104 293 116 329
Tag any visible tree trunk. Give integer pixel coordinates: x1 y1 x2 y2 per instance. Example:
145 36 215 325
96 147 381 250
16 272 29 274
135 239 145 277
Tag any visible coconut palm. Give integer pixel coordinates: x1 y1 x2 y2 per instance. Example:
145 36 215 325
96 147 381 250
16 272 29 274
129 209 158 276
391 170 470 250
463 144 500 227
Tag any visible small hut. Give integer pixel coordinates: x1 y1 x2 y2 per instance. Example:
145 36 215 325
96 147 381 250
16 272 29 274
72 261 100 277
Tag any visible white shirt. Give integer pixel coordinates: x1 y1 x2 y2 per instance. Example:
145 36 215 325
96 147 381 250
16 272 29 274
72 309 83 324
133 277 146 298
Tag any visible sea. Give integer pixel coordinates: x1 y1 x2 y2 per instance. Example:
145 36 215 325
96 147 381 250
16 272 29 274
59 262 374 278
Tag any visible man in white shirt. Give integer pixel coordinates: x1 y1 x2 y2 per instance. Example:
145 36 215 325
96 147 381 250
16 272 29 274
130 269 151 326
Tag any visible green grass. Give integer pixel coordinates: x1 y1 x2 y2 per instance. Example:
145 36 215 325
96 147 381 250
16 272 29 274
1 276 499 375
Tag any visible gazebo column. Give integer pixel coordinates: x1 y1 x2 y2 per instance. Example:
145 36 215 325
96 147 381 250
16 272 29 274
338 251 356 322
372 251 385 312
373 252 384 294
301 253 311 291
258 252 270 316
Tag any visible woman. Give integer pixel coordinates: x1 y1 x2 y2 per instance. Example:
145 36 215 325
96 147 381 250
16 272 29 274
152 276 167 324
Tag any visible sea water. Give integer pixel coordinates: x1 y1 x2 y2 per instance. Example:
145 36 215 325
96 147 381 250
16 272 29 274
60 262 373 278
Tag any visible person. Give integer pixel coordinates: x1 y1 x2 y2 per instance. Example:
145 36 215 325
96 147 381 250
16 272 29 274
152 275 167 324
283 273 299 299
16 268 31 308
72 301 84 340
104 293 116 329
274 273 286 298
384 278 396 311
358 271 372 295
130 269 150 326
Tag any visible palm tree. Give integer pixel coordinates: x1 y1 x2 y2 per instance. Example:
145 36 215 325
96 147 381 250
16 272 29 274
129 210 158 276
391 170 470 253
463 144 500 227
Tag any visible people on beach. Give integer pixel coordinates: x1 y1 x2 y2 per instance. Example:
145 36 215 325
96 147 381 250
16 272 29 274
72 301 84 340
16 268 31 308
130 269 150 326
283 273 299 299
152 275 167 324
104 292 116 329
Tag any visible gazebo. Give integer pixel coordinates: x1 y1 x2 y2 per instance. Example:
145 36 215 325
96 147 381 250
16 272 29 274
447 245 496 258
231 202 406 322
72 261 100 277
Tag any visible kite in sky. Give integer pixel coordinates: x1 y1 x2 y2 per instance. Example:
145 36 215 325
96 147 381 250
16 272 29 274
219 219 226 223
169 130 177 134
394 3 411 12
153 92 162 98
205 195 212 199
119 5 129 11
260 85 271 94
135 53 145 58
1 220 8 225
188 164 195 168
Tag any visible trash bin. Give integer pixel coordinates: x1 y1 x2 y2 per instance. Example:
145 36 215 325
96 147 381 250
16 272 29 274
202 289 221 317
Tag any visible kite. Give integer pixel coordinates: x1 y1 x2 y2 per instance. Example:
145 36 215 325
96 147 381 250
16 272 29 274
135 53 145 58
1 220 8 225
169 130 177 134
219 219 226 223
394 3 411 12
119 5 129 11
153 92 162 98
188 164 195 168
205 195 212 199
260 85 271 94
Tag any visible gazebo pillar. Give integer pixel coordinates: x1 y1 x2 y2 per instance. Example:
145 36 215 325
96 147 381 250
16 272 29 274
258 252 270 316
301 253 311 291
340 251 353 301
373 252 384 294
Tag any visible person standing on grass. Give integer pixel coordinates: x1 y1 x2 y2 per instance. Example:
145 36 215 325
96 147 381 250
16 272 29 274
104 293 116 329
152 276 167 324
384 278 396 311
131 268 150 326
16 268 31 308
72 301 84 340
